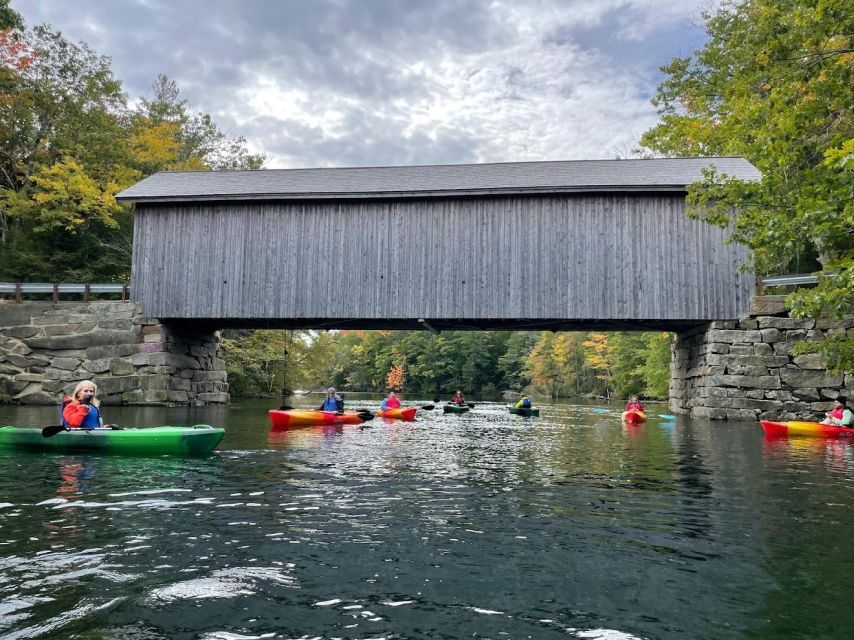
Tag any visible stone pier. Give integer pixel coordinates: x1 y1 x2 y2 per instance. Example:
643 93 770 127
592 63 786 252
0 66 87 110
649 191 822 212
670 296 853 420
0 301 228 405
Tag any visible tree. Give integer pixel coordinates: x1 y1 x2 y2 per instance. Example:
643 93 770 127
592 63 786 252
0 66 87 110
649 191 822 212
639 0 853 370
138 74 265 171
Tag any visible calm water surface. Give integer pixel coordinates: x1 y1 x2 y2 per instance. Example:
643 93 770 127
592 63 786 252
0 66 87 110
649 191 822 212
1 397 853 639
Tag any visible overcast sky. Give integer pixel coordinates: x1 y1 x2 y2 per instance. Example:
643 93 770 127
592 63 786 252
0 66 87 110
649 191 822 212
17 0 709 169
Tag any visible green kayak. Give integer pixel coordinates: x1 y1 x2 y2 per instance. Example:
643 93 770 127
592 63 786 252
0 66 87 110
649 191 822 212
0 425 224 455
509 407 539 417
443 404 470 414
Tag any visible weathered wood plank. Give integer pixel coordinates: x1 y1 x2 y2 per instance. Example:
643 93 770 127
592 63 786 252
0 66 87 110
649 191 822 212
131 193 753 323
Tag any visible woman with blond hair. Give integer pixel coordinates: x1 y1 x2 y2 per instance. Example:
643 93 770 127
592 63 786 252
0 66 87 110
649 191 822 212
62 380 105 430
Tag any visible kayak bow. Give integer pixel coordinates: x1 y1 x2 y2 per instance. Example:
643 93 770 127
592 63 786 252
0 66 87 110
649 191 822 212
443 404 470 414
377 407 417 421
621 411 647 423
508 407 539 417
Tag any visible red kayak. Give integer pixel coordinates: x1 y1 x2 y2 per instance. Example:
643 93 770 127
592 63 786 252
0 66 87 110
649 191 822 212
621 410 647 423
760 420 854 439
269 409 367 428
377 407 417 421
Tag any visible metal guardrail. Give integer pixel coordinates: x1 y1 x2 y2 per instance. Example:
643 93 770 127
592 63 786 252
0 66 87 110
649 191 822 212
0 282 130 302
759 274 819 287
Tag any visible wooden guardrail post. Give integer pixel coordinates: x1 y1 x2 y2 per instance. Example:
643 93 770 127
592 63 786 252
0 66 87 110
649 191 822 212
83 283 90 302
52 283 59 303
14 283 21 303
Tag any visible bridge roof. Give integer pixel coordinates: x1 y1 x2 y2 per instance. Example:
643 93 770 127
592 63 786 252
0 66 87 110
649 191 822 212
117 156 760 203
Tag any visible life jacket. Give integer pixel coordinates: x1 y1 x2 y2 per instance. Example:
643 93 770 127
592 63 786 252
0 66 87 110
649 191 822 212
383 397 401 409
60 395 72 429
626 402 644 412
320 396 342 412
831 406 845 420
62 400 101 429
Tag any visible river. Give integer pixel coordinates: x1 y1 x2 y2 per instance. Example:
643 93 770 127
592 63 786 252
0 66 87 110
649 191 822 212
0 397 852 639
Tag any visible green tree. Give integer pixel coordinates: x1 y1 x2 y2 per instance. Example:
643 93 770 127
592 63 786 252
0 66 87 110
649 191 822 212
639 0 853 370
138 74 265 171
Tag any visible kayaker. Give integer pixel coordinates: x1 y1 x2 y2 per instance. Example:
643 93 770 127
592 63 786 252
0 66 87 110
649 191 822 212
319 387 344 413
821 396 853 427
381 391 401 411
450 390 466 406
62 380 105 430
514 395 533 409
625 396 644 412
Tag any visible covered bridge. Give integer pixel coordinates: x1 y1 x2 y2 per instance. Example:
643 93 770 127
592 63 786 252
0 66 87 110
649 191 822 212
116 157 761 332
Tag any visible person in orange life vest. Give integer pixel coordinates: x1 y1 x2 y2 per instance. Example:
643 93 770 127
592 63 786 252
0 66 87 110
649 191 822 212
62 380 105 430
821 396 853 427
450 390 466 406
381 391 401 411
625 395 644 413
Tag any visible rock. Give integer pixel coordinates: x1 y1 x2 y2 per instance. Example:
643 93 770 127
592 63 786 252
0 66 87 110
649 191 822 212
750 296 788 316
109 358 135 376
780 369 843 388
793 353 828 370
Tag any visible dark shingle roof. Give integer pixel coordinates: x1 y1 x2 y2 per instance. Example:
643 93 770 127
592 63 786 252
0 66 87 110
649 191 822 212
116 157 761 203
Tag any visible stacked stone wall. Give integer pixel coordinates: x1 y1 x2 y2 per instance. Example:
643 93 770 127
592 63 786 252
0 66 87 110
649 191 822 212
0 301 228 405
670 296 853 420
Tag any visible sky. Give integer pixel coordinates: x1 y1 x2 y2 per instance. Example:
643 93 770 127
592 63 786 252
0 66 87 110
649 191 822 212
17 0 710 170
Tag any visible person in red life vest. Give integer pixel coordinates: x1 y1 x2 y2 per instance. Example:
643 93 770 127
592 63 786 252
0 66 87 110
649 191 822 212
62 380 106 430
450 390 466 406
821 396 853 427
381 391 401 411
624 395 644 413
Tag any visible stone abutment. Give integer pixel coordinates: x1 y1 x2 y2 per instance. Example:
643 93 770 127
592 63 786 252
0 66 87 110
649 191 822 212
670 296 853 420
0 301 228 405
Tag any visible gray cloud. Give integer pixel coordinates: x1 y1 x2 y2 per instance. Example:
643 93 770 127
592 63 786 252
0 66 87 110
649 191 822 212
18 0 707 168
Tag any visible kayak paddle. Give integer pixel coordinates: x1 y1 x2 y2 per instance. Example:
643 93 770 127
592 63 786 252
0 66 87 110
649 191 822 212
357 410 375 421
42 425 67 438
658 414 676 420
592 408 610 413
421 404 435 410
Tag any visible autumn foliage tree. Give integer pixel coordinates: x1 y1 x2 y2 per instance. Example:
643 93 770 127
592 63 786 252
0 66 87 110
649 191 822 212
639 0 853 371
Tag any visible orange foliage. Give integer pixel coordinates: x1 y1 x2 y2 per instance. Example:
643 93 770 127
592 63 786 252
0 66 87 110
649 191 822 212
386 364 405 391
0 31 36 72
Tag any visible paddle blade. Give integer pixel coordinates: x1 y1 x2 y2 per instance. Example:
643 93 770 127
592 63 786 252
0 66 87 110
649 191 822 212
357 411 375 421
421 404 435 410
658 414 676 420
278 405 294 411
592 408 610 413
42 425 67 438
467 403 476 408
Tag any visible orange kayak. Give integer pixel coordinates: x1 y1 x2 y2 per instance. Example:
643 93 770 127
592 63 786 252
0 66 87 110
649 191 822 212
621 410 647 423
760 420 854 439
377 407 417 421
269 409 366 428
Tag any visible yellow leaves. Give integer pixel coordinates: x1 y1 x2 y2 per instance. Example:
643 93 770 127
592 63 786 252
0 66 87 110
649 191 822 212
130 120 181 171
29 157 121 232
582 333 612 381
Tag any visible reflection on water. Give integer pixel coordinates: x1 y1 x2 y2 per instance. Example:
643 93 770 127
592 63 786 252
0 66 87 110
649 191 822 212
1 398 853 639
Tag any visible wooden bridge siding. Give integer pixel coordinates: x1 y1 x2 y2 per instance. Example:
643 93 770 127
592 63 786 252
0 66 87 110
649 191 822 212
130 194 752 320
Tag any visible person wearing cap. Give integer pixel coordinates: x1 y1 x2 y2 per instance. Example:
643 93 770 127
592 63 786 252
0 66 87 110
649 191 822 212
319 387 344 413
821 396 853 427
